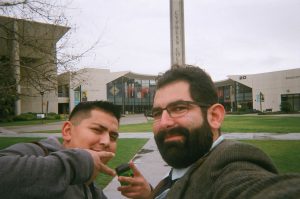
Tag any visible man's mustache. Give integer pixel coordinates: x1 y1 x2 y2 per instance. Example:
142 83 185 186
156 127 190 141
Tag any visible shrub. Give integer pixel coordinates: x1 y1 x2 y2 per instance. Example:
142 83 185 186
0 95 16 122
46 112 61 120
13 113 36 121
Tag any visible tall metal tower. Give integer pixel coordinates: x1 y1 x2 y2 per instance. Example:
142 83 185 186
170 0 185 68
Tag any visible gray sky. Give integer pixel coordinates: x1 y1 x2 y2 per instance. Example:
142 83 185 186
66 0 300 81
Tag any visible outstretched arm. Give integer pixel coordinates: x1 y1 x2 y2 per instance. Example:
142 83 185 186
0 142 115 198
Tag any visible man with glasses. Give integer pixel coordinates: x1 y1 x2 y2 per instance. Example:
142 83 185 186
119 66 300 199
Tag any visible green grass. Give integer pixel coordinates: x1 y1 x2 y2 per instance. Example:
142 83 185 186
0 137 45 149
96 138 148 188
222 115 300 133
241 140 300 173
2 115 300 133
0 137 148 188
119 115 300 133
29 130 62 134
119 121 153 132
0 119 62 126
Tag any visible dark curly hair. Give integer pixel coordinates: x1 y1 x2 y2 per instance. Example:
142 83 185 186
156 65 218 106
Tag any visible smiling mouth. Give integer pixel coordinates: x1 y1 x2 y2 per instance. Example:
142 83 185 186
164 134 185 143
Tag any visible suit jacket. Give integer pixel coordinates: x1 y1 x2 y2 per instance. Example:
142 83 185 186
163 140 300 199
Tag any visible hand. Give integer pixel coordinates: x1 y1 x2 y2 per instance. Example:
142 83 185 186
84 149 116 185
117 161 152 199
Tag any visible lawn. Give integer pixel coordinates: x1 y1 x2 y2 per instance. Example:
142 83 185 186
119 121 153 132
241 140 300 173
96 138 148 188
2 115 300 133
120 115 300 133
0 119 62 126
222 115 300 133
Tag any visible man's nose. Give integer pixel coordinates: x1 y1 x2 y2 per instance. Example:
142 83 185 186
158 110 175 129
99 132 110 147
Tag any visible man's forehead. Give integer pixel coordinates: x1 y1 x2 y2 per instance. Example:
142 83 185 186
88 116 119 132
72 109 118 126
154 81 192 106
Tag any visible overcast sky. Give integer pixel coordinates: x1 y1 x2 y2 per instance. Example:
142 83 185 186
65 0 300 81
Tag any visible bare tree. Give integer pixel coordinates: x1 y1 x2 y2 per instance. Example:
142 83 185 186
0 0 93 118
0 0 68 24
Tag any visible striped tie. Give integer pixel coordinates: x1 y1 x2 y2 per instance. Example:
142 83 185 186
152 170 178 199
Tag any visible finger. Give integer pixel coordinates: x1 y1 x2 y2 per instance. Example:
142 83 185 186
118 176 135 186
117 184 132 192
129 161 142 177
120 191 141 199
98 151 115 159
118 186 139 197
99 164 116 176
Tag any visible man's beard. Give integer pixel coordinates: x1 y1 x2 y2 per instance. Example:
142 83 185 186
154 120 213 168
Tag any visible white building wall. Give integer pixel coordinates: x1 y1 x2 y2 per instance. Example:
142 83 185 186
68 68 128 111
228 68 300 112
21 89 58 114
21 60 59 114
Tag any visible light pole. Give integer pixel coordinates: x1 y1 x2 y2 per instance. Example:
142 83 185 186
40 91 44 114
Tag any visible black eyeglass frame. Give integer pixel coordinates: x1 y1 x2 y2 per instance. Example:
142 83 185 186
151 100 211 120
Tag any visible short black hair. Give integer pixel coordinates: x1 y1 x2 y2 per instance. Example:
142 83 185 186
69 101 121 123
156 65 218 106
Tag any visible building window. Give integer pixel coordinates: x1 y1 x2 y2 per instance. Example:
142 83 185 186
281 94 300 111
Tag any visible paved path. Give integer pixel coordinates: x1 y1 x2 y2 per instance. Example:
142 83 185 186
1 131 300 140
0 114 149 134
104 137 170 199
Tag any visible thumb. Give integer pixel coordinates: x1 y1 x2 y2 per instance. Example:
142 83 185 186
129 161 141 177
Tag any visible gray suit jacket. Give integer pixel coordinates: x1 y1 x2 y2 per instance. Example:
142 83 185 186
165 140 300 199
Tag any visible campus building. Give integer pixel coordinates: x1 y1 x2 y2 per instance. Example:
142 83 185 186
58 68 157 114
215 68 300 112
0 16 69 115
59 68 299 115
1 16 298 117
106 72 156 114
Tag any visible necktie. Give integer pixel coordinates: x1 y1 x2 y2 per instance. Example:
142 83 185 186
152 170 178 199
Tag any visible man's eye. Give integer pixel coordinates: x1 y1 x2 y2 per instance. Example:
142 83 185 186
110 133 119 141
170 105 187 112
91 128 102 133
152 110 162 118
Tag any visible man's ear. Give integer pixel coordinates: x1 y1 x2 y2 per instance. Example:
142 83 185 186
61 121 72 142
206 103 225 131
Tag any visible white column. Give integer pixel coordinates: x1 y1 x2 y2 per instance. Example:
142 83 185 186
170 0 185 68
11 20 21 115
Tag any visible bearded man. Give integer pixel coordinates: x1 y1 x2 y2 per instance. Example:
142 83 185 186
148 66 300 199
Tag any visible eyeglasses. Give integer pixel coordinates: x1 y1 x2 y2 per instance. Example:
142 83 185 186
152 100 211 121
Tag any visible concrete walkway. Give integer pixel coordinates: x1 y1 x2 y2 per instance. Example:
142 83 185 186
0 114 149 134
104 137 170 199
1 131 300 140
